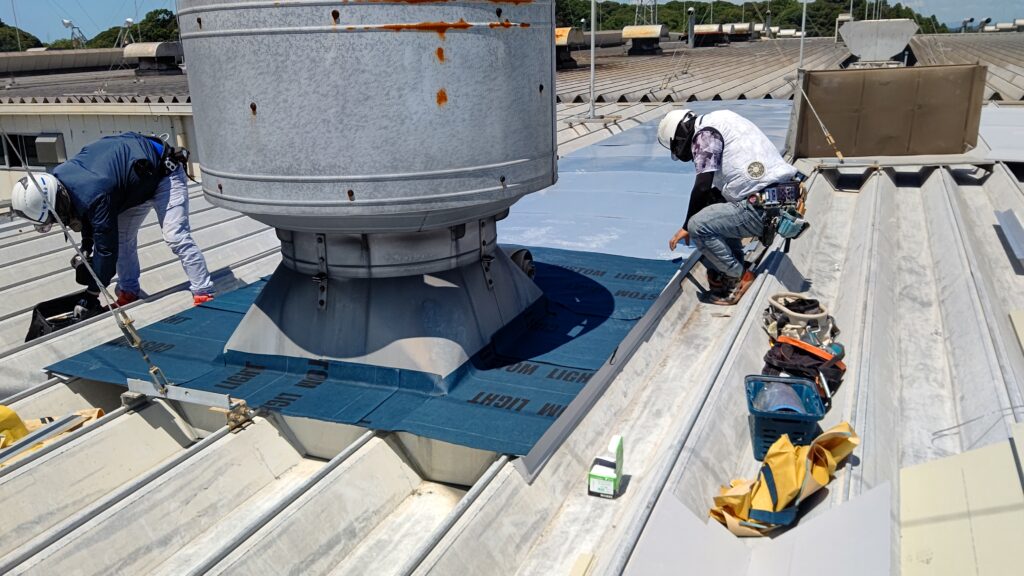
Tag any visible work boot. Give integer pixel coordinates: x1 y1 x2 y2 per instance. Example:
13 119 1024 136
706 269 728 293
193 293 215 306
114 290 139 307
707 269 756 306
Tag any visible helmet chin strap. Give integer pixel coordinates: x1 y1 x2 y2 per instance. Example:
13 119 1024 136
0 122 173 393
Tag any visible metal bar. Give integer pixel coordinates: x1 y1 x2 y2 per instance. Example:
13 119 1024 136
589 0 596 119
514 250 701 483
603 246 776 575
184 429 377 576
0 425 232 573
0 406 127 480
798 0 807 69
995 209 1024 267
0 244 280 361
0 376 64 406
128 378 235 410
400 455 510 576
0 414 85 466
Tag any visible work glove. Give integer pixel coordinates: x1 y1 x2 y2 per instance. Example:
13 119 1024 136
71 253 93 287
73 291 102 319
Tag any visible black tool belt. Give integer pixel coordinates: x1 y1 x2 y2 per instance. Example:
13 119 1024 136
747 180 801 208
146 136 190 177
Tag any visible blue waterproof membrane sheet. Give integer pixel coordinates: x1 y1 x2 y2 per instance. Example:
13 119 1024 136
49 247 680 455
500 100 794 261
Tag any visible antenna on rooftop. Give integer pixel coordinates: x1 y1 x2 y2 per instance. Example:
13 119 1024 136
115 17 137 48
633 0 657 26
62 18 88 49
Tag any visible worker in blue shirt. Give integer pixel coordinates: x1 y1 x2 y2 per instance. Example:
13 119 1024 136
10 132 214 312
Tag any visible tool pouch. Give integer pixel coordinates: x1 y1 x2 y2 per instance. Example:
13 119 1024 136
760 207 779 247
776 208 809 240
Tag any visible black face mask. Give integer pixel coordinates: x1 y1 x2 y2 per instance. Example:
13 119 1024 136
54 185 79 231
671 116 696 162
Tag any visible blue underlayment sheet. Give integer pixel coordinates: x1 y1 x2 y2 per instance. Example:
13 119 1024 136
500 100 793 261
49 247 679 455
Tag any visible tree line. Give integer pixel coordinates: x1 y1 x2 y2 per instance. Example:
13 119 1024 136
0 9 179 52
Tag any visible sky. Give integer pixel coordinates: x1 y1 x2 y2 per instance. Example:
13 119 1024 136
1 0 176 44
1 0 1020 44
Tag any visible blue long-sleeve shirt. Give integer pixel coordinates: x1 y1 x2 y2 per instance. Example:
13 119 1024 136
53 132 165 292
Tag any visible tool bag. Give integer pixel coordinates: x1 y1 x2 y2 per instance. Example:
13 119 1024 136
762 292 839 347
25 290 105 343
710 422 859 536
762 336 846 411
758 181 807 247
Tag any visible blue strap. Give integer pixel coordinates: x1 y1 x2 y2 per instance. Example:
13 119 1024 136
748 463 799 526
149 138 165 158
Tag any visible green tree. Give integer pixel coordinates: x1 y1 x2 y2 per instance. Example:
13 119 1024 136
137 9 180 42
88 8 180 48
87 26 123 48
47 38 77 50
0 18 43 52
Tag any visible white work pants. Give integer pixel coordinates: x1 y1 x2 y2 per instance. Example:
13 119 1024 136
115 167 214 295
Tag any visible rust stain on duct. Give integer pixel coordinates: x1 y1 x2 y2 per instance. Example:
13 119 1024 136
379 19 471 39
488 20 530 29
436 89 448 106
436 47 445 62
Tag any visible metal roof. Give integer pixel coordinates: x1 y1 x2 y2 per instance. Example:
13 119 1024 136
3 34 1018 109
0 69 190 105
910 33 1024 101
556 38 849 104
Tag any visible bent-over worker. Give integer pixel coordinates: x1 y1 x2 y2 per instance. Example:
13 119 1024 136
659 108 801 305
10 132 215 313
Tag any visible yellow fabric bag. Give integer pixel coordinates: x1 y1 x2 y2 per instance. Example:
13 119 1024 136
0 407 104 467
0 404 30 448
710 422 859 536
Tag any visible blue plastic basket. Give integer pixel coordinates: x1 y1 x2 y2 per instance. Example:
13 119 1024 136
745 375 825 461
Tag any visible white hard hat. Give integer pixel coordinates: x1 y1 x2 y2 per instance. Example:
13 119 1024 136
657 108 694 150
10 173 60 233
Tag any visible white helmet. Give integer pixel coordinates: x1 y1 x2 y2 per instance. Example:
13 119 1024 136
11 173 61 233
657 109 695 158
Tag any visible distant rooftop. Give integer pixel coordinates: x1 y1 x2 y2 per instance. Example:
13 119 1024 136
0 34 1020 107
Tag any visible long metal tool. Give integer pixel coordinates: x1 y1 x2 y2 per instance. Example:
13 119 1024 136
0 124 172 393
798 84 845 163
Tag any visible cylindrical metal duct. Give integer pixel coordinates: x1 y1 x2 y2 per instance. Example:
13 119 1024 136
177 0 556 234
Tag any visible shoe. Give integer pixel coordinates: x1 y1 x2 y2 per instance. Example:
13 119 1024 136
706 269 728 292
707 270 756 306
114 290 139 307
193 293 215 306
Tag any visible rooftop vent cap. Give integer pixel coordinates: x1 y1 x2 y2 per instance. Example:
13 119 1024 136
839 19 918 62
124 41 183 76
555 27 585 47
